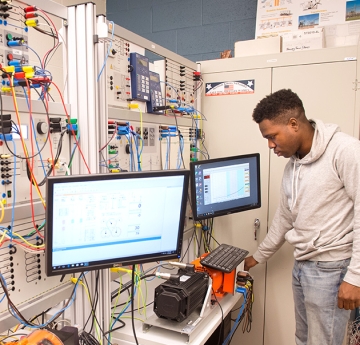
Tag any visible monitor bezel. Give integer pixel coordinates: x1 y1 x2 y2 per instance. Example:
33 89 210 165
45 170 190 277
190 153 261 221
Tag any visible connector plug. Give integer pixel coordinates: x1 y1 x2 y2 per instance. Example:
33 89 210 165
0 154 11 159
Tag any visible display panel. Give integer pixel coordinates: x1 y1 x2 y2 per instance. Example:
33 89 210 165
45 170 189 276
190 154 261 220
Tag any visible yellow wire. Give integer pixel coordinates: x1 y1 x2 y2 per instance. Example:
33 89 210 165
136 265 147 318
139 109 143 169
110 272 123 342
72 278 102 345
0 200 4 223
12 231 45 248
120 315 145 323
200 114 203 157
0 229 6 245
141 272 148 317
0 229 44 249
202 231 210 252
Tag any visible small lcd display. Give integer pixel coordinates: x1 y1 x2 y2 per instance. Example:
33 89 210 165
139 59 148 67
190 154 261 220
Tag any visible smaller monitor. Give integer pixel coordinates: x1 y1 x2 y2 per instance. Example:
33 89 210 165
190 154 261 220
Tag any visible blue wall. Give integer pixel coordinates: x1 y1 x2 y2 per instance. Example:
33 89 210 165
106 0 257 62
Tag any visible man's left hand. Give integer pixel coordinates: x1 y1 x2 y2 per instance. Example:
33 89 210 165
338 281 360 310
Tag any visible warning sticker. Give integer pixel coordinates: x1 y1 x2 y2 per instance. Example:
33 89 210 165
205 80 255 96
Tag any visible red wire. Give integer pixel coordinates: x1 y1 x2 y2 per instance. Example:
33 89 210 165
37 8 59 69
8 76 45 203
26 84 44 238
99 127 117 152
49 80 92 174
41 85 55 175
29 89 36 231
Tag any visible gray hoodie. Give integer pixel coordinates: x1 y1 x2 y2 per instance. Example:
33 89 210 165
253 119 360 287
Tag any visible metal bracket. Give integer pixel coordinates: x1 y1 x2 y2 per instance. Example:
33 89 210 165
353 79 360 91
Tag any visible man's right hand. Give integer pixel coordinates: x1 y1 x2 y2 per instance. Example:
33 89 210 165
244 256 258 271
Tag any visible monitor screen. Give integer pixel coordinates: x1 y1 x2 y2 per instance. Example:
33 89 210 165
45 170 189 276
190 154 261 221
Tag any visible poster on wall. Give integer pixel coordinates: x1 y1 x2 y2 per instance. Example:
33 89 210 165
256 0 360 38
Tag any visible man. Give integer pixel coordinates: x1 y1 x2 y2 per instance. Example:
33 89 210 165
244 89 360 345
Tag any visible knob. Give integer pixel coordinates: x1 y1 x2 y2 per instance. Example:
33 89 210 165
37 121 49 135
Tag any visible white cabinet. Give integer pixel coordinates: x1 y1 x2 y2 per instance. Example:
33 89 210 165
200 45 360 345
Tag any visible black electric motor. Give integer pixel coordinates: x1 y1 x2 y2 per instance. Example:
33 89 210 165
153 269 209 322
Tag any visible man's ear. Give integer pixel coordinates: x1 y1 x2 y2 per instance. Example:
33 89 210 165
288 117 299 132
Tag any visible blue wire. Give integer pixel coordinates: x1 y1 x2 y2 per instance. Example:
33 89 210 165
22 44 42 66
177 136 184 169
97 21 115 81
160 81 181 101
22 87 47 177
164 136 169 170
110 284 137 336
125 134 133 171
99 152 119 165
222 287 247 345
0 273 7 303
8 274 82 328
10 139 16 239
133 133 143 171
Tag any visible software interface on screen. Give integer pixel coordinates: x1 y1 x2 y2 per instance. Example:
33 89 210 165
50 175 185 271
192 155 260 219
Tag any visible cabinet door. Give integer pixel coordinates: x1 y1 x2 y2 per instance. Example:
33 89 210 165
201 67 272 345
264 60 357 345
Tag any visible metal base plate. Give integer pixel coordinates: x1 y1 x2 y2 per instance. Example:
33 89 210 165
142 304 215 343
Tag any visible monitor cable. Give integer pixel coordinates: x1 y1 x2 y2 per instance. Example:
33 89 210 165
131 266 139 345
212 288 224 345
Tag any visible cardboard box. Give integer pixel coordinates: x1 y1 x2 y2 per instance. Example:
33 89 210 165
324 22 360 48
234 36 281 57
281 27 324 53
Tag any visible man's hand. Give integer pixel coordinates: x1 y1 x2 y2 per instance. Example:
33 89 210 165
244 256 258 271
338 281 360 310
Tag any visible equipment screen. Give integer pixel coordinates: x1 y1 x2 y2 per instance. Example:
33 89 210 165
45 170 189 276
139 59 148 67
190 154 260 220
150 74 159 82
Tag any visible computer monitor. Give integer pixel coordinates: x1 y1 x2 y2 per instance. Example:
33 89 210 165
45 170 189 276
190 154 261 221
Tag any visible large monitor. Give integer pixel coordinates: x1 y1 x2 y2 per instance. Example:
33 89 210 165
190 154 261 221
45 170 189 276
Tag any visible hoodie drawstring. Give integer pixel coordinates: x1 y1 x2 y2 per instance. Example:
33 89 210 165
290 161 302 211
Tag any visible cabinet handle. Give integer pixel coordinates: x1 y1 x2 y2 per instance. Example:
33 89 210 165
254 218 260 240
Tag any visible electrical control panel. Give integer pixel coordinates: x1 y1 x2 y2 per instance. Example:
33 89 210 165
105 119 161 172
165 58 196 111
130 52 150 102
147 71 163 115
0 1 72 331
0 214 70 317
159 124 191 170
0 106 70 205
106 35 132 107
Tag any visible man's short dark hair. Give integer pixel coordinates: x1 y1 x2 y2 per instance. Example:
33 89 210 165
252 89 305 124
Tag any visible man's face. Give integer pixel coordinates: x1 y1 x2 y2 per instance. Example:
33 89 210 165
258 118 299 158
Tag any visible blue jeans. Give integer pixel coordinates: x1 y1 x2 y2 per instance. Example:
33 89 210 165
292 259 351 345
